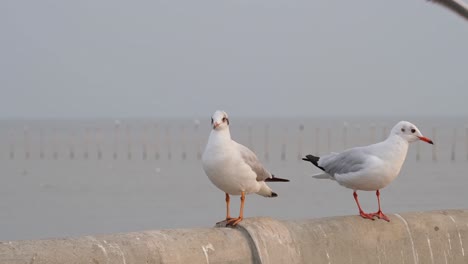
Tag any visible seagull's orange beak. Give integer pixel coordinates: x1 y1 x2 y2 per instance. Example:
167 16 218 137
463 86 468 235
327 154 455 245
213 122 220 129
418 136 434 145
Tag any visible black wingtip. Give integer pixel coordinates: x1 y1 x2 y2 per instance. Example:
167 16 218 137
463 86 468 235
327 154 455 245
271 192 278 197
265 175 290 182
302 154 319 164
302 154 325 171
302 154 316 161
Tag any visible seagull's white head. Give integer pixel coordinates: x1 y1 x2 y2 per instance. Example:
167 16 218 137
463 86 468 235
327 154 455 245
391 121 433 145
211 110 229 131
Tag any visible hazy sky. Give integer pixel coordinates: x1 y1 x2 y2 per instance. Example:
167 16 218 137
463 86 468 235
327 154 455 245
1 0 467 119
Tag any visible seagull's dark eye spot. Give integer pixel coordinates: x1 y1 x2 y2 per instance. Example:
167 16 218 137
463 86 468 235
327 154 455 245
401 128 405 132
211 118 213 124
222 117 229 125
411 128 416 133
222 117 226 122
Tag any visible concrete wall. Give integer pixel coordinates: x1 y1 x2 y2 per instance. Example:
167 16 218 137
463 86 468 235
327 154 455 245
1 209 467 264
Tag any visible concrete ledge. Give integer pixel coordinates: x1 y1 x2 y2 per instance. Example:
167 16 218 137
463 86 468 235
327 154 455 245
1 209 467 264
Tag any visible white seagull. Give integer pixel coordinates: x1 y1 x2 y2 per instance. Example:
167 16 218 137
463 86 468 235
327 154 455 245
202 110 289 226
427 0 468 21
303 121 434 222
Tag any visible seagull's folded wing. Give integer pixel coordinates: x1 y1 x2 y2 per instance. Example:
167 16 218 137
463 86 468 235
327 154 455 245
320 148 369 177
235 141 272 181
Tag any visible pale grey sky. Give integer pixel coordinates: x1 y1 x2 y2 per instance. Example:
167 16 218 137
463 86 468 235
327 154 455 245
1 0 467 119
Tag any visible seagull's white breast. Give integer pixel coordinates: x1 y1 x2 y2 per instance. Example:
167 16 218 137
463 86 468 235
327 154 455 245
202 131 261 195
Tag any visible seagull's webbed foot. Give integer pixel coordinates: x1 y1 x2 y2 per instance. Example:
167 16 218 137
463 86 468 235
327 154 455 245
226 217 243 226
359 211 375 221
216 217 234 225
371 211 390 222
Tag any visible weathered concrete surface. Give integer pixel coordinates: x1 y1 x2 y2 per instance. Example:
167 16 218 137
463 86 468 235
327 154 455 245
0 227 255 264
1 209 467 264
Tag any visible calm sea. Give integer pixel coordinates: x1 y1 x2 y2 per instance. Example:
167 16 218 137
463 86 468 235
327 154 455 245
0 117 467 241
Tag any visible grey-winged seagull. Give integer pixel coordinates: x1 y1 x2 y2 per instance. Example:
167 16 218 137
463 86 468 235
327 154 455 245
303 121 433 222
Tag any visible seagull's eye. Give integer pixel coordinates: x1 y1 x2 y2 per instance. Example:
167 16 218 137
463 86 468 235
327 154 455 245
222 117 229 125
411 128 416 133
401 128 405 132
211 118 213 124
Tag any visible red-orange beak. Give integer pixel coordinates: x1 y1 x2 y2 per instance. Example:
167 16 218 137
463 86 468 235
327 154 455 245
213 122 220 129
418 136 434 145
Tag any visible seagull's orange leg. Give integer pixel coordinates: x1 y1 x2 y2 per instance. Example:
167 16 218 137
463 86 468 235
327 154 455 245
216 193 234 224
371 190 390 222
225 193 233 221
227 192 245 226
353 191 374 220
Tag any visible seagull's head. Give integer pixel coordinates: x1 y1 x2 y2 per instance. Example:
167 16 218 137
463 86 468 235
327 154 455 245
211 110 230 131
391 121 433 145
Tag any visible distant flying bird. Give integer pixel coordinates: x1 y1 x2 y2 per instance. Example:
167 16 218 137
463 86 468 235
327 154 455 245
202 110 289 226
427 0 468 21
303 121 434 222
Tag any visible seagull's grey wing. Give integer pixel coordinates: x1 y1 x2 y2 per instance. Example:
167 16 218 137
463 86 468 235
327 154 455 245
429 0 468 20
235 142 272 181
319 148 369 177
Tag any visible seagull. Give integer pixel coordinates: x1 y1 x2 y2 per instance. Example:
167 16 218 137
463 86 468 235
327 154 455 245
303 121 434 222
427 0 468 21
202 110 289 226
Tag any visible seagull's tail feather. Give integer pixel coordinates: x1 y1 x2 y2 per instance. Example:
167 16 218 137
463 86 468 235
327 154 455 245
302 154 325 171
312 173 331 179
257 182 278 197
265 175 289 182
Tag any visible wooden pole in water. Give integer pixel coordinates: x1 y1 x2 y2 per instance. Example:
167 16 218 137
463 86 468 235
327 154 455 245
9 130 15 160
281 127 287 161
154 123 160 160
297 124 304 161
142 125 148 161
382 125 388 141
354 124 360 147
416 141 421 162
181 125 187 160
83 128 89 160
53 128 58 160
370 123 376 144
96 127 102 160
264 124 269 162
23 125 29 160
432 127 437 162
194 119 201 160
315 127 320 156
39 129 44 160
342 122 348 149
466 126 468 161
166 125 172 160
113 120 120 160
69 131 75 160
126 124 132 160
248 125 253 151
451 128 456 162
